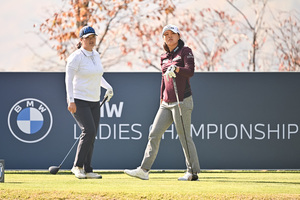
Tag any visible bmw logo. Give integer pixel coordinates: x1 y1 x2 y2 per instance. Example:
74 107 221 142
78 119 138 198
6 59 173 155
7 98 53 143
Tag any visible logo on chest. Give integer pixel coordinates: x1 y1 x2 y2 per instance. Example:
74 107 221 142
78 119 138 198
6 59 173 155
173 56 181 62
162 55 182 64
162 59 169 64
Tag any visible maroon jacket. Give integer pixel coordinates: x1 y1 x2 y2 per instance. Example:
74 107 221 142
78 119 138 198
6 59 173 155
160 40 195 102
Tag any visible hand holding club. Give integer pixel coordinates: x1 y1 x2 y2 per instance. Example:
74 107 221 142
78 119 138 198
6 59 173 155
164 65 176 81
104 88 114 102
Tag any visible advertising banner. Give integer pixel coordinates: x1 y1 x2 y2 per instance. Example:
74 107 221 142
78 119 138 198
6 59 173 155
0 72 299 170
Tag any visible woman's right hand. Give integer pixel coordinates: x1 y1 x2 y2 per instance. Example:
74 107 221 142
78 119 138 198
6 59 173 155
68 102 77 114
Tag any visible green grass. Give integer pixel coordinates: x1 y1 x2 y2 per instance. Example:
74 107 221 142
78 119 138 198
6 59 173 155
1 170 300 199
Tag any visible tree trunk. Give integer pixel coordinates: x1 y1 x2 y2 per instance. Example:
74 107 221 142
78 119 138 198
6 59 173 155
74 0 89 28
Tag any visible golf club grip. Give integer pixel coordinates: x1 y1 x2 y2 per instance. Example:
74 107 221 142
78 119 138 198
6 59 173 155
100 96 108 107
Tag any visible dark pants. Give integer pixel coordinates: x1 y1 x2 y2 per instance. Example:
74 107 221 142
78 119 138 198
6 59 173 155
73 99 100 173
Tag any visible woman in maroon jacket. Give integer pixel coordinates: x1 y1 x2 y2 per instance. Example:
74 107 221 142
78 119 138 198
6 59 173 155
124 24 200 181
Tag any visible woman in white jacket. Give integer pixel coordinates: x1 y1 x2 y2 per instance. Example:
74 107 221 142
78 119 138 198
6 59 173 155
65 26 113 179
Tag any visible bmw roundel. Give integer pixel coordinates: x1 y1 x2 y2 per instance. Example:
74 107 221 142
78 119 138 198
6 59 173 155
8 98 53 143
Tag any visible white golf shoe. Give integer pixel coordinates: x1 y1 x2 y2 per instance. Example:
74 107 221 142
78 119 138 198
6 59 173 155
178 172 198 181
71 166 86 179
124 167 149 180
86 172 102 179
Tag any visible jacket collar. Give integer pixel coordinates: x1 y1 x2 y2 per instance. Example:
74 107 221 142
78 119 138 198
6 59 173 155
80 47 94 57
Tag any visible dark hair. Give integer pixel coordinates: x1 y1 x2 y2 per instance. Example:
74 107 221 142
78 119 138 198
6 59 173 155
163 39 184 53
77 41 82 49
163 42 170 52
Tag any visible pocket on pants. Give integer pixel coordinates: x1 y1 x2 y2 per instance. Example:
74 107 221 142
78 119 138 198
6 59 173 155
183 96 193 111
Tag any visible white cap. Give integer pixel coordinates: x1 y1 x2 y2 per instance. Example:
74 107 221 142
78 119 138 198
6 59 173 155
162 24 180 37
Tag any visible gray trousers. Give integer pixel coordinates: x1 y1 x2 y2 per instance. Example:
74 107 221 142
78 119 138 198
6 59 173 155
141 96 201 173
72 99 100 173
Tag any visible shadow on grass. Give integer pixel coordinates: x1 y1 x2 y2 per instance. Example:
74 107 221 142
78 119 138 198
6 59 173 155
6 169 300 175
2 182 23 184
5 170 185 175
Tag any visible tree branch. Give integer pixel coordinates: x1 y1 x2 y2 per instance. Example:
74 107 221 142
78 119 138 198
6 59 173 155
226 0 254 30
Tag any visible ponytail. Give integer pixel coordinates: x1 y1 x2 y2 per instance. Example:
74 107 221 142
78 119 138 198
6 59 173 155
77 41 82 49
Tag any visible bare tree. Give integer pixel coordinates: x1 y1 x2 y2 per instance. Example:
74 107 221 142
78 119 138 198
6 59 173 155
177 8 244 71
37 0 247 72
37 0 181 71
270 10 300 71
37 0 296 72
226 0 269 71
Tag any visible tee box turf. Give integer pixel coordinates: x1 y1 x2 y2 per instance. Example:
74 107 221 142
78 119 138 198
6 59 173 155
0 159 4 183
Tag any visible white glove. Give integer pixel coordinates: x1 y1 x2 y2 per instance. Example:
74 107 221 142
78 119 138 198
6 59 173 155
164 65 176 81
104 88 114 102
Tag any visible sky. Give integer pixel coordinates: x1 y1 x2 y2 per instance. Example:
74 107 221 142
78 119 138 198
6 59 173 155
0 0 63 72
0 0 299 72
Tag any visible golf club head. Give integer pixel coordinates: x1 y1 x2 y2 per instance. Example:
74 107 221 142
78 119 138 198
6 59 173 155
48 166 60 175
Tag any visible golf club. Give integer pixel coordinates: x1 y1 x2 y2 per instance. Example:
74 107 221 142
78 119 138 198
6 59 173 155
48 96 108 175
172 77 198 180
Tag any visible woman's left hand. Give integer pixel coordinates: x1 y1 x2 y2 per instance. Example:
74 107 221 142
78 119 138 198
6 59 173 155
164 65 177 81
104 88 114 102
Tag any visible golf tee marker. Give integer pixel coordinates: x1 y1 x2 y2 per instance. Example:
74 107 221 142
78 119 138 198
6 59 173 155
0 160 4 183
